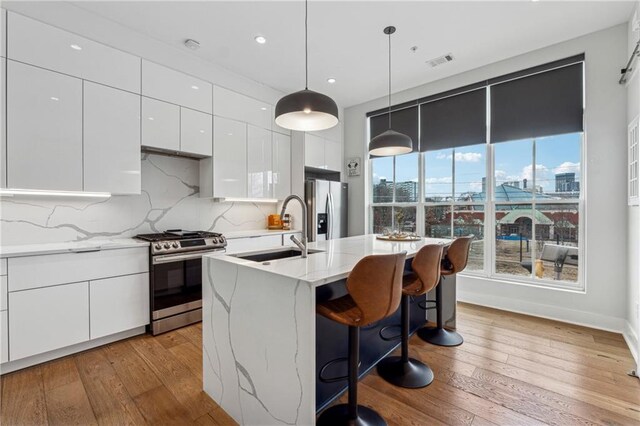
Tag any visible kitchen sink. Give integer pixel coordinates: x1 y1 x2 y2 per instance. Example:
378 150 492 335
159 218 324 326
231 248 324 262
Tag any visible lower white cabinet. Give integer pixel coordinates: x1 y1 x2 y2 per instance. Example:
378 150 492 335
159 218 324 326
1 276 7 311
83 81 141 194
90 273 149 339
181 108 212 157
1 311 7 364
9 281 89 361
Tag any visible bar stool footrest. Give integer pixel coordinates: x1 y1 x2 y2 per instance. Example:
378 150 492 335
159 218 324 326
376 356 434 389
319 357 362 383
378 324 402 341
317 403 387 426
417 326 464 347
417 299 437 310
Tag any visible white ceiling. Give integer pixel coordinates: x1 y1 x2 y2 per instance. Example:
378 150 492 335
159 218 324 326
30 1 640 107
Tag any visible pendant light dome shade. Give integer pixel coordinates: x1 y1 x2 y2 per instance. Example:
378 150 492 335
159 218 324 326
275 89 339 131
369 129 413 156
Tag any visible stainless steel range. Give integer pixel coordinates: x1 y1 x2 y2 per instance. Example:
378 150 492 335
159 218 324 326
135 230 227 335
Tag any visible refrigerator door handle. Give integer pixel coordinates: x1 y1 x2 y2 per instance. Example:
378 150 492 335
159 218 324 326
328 193 335 240
325 194 331 240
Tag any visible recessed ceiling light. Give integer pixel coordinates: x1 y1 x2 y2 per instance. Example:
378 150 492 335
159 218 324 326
255 35 267 44
70 44 82 50
148 117 155 121
327 78 336 84
184 39 201 50
260 107 267 111
50 96 59 101
191 85 199 90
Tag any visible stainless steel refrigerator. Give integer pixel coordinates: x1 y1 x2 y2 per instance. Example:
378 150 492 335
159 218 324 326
305 180 348 242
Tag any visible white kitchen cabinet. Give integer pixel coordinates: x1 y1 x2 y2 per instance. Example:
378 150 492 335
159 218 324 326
90 273 149 339
0 276 6 311
225 234 284 252
8 12 140 93
142 97 180 152
1 311 7 364
9 281 89 361
325 139 342 172
1 9 6 58
142 60 212 113
7 61 83 191
0 259 6 276
83 81 141 194
304 133 326 169
1 57 6 189
202 116 247 198
8 247 148 292
273 132 291 200
247 125 272 198
213 85 271 130
181 108 213 157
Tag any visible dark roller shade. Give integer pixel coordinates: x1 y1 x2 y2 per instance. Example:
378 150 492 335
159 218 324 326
419 88 487 152
491 62 584 143
369 105 419 155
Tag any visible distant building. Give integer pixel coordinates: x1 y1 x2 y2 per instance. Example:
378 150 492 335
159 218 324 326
395 180 418 201
555 173 580 193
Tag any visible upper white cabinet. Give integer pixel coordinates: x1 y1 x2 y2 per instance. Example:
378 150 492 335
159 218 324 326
142 60 212 113
1 57 6 189
7 61 83 191
83 81 141 194
7 12 140 93
213 85 271 130
273 132 291 200
181 108 213 157
1 9 6 58
304 133 342 172
247 125 272 198
142 97 180 152
201 116 247 198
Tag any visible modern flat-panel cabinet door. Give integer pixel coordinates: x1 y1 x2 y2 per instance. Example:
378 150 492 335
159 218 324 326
0 310 7 363
304 133 326 169
213 117 247 198
142 97 180 152
83 81 141 194
247 125 272 198
90 273 149 339
273 132 291 200
1 57 6 189
9 281 89 361
7 61 82 191
325 139 342 172
181 108 213 157
142 60 212 113
213 85 271 130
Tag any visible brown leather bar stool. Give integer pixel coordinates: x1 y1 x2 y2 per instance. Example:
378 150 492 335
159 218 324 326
417 235 474 347
316 252 406 426
377 244 444 388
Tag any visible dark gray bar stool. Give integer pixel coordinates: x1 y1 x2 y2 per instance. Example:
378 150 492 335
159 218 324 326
316 252 406 426
376 244 443 388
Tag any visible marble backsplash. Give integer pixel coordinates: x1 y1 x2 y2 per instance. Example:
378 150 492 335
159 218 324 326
0 153 276 245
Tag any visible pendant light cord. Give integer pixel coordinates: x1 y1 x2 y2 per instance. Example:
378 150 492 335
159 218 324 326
388 28 392 129
305 0 308 90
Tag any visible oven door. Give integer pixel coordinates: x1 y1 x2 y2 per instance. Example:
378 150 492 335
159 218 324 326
150 250 218 320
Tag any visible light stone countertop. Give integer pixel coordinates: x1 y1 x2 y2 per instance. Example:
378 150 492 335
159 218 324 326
0 238 150 258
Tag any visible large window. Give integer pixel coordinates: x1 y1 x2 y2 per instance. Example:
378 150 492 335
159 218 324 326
368 57 584 290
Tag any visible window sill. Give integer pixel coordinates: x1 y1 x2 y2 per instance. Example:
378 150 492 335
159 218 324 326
458 271 586 294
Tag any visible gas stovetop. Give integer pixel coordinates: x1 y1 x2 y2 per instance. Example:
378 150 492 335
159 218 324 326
135 230 227 255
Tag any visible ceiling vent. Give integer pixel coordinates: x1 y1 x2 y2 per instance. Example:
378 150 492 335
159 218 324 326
426 53 454 68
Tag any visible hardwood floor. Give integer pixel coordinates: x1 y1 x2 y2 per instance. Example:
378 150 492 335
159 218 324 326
1 303 638 425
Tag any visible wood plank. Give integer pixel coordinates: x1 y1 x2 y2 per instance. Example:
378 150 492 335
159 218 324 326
472 368 640 426
471 416 499 426
44 380 98 426
169 342 203 381
129 334 217 420
156 329 189 349
133 385 191 425
102 340 163 398
177 324 202 347
41 357 82 392
74 349 147 425
0 366 48 426
207 406 238 426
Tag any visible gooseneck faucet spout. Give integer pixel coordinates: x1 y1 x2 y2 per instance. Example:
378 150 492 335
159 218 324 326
280 194 308 258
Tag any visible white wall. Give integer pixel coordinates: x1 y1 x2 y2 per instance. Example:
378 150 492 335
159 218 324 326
626 4 640 363
344 24 629 331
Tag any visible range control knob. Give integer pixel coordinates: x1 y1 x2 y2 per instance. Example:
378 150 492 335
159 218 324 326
172 242 179 248
163 242 171 249
154 244 162 250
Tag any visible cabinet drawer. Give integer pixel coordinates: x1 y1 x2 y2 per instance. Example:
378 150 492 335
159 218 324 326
8 12 140 93
0 276 6 311
1 311 7 364
90 273 149 339
142 60 212 113
9 282 89 361
226 235 283 252
8 247 148 292
214 85 271 130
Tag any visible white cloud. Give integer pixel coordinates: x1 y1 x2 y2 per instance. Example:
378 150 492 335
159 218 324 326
454 152 482 163
436 152 448 160
425 177 452 184
553 161 580 175
469 182 483 191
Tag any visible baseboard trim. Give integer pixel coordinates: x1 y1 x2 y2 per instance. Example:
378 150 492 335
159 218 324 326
623 321 639 365
0 326 146 374
458 290 625 333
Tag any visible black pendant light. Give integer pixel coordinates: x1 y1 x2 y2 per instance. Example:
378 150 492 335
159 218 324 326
369 26 413 157
275 0 339 131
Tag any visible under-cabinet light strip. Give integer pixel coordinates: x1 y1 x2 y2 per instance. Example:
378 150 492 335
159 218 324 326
0 189 112 198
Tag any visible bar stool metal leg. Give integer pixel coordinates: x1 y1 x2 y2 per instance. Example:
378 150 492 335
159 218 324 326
417 279 463 347
317 326 386 426
377 294 434 388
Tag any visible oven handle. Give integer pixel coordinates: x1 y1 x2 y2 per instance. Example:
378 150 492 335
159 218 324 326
152 249 224 265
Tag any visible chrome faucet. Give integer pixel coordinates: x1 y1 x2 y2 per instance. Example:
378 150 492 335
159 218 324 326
280 194 308 258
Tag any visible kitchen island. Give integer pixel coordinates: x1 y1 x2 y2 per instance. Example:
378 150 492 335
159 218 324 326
202 234 453 425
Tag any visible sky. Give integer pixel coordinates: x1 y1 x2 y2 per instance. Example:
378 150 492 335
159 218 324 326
372 132 582 199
